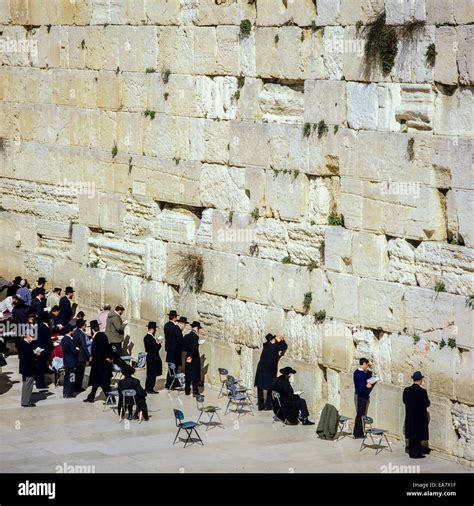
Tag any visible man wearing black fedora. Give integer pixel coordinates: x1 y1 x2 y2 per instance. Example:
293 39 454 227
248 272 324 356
182 321 201 396
31 277 47 299
403 371 431 459
143 321 162 394
164 311 183 389
254 334 288 411
58 286 75 326
272 367 315 425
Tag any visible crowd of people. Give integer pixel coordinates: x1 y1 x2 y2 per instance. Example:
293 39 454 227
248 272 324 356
0 275 431 456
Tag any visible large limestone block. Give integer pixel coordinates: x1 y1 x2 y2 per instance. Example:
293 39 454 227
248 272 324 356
304 79 347 125
447 189 474 248
222 298 265 349
324 226 353 273
371 382 404 436
340 0 385 24
195 75 238 120
287 222 324 266
322 26 344 80
190 118 231 165
259 83 304 124
203 249 238 298
457 25 474 85
434 87 474 136
255 218 289 261
215 26 241 76
200 164 249 212
153 209 198 245
428 394 459 454
267 123 308 173
197 0 256 27
327 272 359 322
396 84 434 131
237 257 273 305
256 0 317 26
426 0 454 24
264 170 309 222
315 0 341 25
386 0 426 24
164 243 197 287
322 319 354 372
452 296 474 350
455 351 474 405
454 0 474 23
284 311 322 365
352 231 389 280
347 82 378 130
358 279 405 332
156 26 193 74
143 238 166 282
269 263 311 312
229 121 268 168
78 192 123 232
434 27 459 85
310 269 333 314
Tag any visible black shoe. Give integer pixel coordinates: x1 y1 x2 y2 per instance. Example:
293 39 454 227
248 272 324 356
146 390 159 394
127 414 133 420
75 388 86 393
83 398 95 403
21 403 36 407
286 420 299 425
258 407 265 411
301 418 315 426
264 406 273 411
185 392 191 396
143 415 150 421
409 455 426 459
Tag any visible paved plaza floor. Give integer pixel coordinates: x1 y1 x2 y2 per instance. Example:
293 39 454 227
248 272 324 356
0 356 471 474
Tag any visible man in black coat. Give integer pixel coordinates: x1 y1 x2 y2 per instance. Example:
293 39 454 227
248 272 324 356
84 320 114 403
2 276 22 297
18 332 41 407
60 325 79 398
31 277 47 299
58 286 75 326
403 371 431 459
73 319 90 392
164 310 179 388
182 321 201 396
34 314 54 389
272 367 315 425
254 334 288 411
12 295 30 325
118 365 149 421
143 321 162 394
30 288 49 320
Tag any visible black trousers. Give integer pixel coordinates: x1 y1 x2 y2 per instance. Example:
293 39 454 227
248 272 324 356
35 355 48 388
75 363 86 391
297 398 310 419
145 369 158 392
118 397 148 417
408 439 424 458
86 372 112 401
63 367 76 397
185 379 199 395
353 396 370 438
257 389 273 409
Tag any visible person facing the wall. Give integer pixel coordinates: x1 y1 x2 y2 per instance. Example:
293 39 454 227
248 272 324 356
106 304 128 355
143 321 162 394
254 334 288 411
353 357 375 438
403 371 431 459
18 331 42 407
182 321 202 396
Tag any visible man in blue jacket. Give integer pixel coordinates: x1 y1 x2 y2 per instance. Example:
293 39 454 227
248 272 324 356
60 325 79 398
353 357 375 438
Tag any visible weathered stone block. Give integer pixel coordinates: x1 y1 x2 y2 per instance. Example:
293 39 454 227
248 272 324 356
203 249 239 298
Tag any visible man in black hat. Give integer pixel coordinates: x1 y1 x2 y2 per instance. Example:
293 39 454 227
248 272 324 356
35 313 54 389
30 288 49 320
118 365 150 421
165 313 185 389
58 287 75 326
60 325 79 398
84 320 114 403
182 321 201 396
403 371 431 459
31 277 47 299
18 331 42 407
272 367 315 425
2 276 23 297
143 321 162 394
254 333 287 411
73 318 90 392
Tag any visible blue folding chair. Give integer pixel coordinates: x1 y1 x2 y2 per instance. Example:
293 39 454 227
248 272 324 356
359 416 392 455
217 368 229 398
224 381 254 418
337 415 352 440
196 394 223 430
168 363 185 392
173 409 203 448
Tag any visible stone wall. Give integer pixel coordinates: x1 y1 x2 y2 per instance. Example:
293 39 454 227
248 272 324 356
0 0 472 464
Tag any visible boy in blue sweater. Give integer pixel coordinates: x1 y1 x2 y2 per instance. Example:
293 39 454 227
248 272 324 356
353 357 374 438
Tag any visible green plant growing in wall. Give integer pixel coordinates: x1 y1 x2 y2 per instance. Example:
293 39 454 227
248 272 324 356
112 143 118 159
407 137 415 161
327 211 343 226
317 120 328 139
434 281 446 293
173 252 204 294
413 334 420 344
145 67 156 74
228 210 234 223
307 261 318 272
164 92 169 101
162 69 171 83
237 74 245 88
300 30 305 42
144 110 156 120
81 39 86 50
466 295 474 309
115 66 120 75
439 338 446 349
334 125 339 134
233 90 241 101
314 310 326 323
449 236 459 245
274 34 279 44
426 43 437 67
251 207 260 221
303 122 312 138
282 255 293 264
303 292 312 312
447 337 456 349
87 258 100 268
128 157 133 174
240 19 252 38
355 20 363 32
362 11 398 76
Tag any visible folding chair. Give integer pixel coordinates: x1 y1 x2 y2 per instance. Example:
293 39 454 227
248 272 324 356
217 368 229 398
224 381 254 418
359 416 392 455
272 391 286 424
51 357 65 387
103 389 118 413
168 363 185 392
173 409 204 448
112 363 123 383
196 394 223 431
118 388 143 423
226 375 247 394
336 415 352 440
135 351 146 369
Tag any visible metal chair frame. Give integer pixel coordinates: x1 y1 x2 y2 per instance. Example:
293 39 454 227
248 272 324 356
52 357 65 387
118 388 143 423
168 362 185 393
173 409 204 448
217 368 229 398
224 382 254 418
271 391 286 424
103 389 118 413
359 416 393 455
336 415 352 440
196 395 223 431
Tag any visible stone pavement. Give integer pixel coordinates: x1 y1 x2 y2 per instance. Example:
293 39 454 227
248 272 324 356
0 356 471 474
